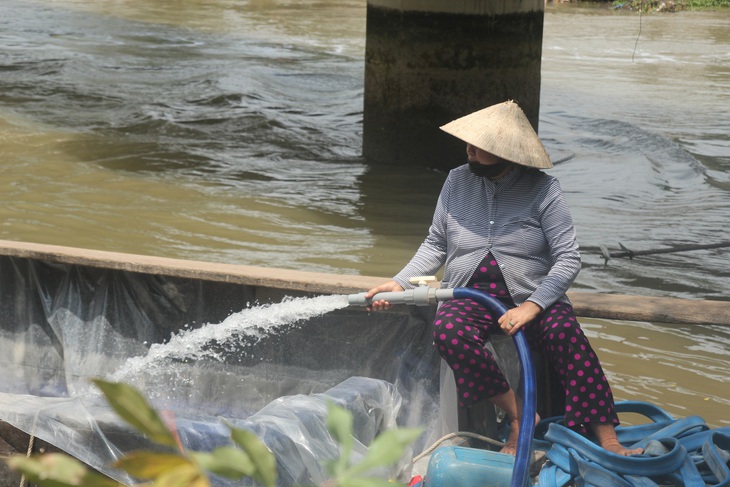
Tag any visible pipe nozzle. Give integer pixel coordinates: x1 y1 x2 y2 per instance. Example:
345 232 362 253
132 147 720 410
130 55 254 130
347 287 454 307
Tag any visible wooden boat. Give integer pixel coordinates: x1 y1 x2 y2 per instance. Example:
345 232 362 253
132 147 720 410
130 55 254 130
0 239 728 486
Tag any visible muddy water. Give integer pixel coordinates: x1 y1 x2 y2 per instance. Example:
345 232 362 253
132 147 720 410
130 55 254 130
1 0 728 426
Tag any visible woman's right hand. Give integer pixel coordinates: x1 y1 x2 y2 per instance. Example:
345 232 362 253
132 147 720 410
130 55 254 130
364 280 405 311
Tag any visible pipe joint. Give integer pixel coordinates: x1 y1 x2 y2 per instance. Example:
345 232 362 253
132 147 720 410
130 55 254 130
347 286 454 307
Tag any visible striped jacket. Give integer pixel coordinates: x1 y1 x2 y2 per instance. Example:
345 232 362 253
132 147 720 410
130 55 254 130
394 164 580 310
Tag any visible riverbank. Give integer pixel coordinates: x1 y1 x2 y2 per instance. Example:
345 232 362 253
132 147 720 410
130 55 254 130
577 0 730 11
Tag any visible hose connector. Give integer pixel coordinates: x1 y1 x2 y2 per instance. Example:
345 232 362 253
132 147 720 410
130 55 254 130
347 277 454 307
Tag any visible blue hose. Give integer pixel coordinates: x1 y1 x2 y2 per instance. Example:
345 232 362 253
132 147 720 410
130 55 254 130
347 286 537 486
452 288 536 487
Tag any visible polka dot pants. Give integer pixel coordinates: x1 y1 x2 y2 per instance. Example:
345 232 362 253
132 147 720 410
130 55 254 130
433 255 619 429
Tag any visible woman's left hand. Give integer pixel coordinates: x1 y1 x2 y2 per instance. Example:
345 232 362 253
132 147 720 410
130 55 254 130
498 301 542 336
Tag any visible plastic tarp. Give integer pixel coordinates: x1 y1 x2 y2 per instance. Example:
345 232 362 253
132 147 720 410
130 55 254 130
0 377 404 486
0 256 447 485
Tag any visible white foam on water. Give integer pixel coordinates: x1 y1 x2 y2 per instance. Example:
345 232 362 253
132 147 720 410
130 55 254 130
110 294 350 382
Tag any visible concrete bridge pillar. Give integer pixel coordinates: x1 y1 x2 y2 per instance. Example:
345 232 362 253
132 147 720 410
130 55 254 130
363 0 545 171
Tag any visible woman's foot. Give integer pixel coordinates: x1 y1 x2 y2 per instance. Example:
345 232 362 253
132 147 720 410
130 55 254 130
489 390 541 456
598 437 644 456
499 413 541 455
591 423 643 456
500 416 521 455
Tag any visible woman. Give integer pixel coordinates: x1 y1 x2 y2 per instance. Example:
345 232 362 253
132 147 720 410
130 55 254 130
366 100 642 457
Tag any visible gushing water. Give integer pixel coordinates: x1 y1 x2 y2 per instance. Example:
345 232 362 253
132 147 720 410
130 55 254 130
110 294 350 383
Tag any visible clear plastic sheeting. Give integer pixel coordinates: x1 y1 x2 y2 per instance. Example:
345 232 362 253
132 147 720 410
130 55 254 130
0 377 404 486
233 377 408 486
0 256 445 485
0 393 154 485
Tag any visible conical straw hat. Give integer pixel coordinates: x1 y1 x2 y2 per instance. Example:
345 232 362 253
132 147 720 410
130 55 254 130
440 100 552 169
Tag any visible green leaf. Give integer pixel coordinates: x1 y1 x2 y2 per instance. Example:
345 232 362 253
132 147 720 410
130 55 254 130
347 427 423 477
114 451 191 479
7 454 85 485
92 378 178 449
7 454 122 487
190 447 255 479
327 402 354 453
228 427 277 487
325 401 354 476
335 477 395 487
323 457 341 478
153 462 209 487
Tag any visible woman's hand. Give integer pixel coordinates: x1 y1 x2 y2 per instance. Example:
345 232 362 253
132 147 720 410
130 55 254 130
364 280 404 311
498 301 542 336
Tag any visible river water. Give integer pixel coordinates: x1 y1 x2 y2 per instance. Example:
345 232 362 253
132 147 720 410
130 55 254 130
1 1 728 426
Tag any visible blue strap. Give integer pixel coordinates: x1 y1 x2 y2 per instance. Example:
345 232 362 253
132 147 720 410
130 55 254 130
544 423 688 476
616 421 678 445
532 392 730 486
614 401 676 423
570 449 633 487
702 431 730 487
623 476 662 486
534 380 730 487
538 462 573 487
544 443 578 476
541 435 705 486
537 401 679 449
677 448 708 487
638 437 704 486
680 427 730 454
612 401 678 445
534 416 564 452
629 415 709 450
538 418 730 487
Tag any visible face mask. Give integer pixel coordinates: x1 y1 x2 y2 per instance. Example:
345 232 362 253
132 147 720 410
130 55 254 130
468 160 511 178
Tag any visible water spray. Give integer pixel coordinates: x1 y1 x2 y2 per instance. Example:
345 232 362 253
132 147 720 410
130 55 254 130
347 278 536 487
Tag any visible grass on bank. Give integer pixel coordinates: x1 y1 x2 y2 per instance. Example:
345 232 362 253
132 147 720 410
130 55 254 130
608 0 730 11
